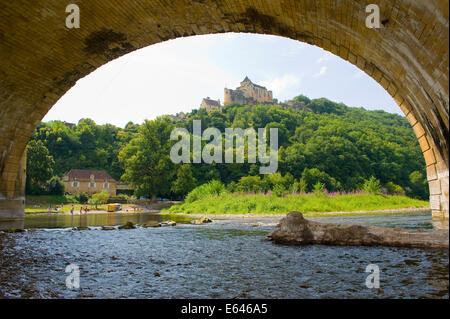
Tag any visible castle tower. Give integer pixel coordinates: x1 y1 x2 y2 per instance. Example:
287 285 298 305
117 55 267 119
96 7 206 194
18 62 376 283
224 88 232 105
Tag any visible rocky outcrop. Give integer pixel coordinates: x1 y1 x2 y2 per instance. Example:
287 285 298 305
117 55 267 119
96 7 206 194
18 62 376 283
268 212 449 249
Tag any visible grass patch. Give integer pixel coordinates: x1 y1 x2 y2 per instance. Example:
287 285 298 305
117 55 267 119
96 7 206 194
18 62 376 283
163 192 429 215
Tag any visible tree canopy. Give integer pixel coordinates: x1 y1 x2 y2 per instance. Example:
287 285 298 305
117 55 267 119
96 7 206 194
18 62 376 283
28 94 429 200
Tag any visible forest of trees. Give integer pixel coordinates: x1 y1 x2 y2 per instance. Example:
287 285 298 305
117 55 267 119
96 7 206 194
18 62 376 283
26 94 429 200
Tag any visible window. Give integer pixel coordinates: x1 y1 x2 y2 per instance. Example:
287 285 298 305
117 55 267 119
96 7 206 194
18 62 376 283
89 182 96 188
103 183 109 189
72 181 79 187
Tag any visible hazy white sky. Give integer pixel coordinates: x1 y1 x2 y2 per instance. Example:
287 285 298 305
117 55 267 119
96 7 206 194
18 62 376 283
44 33 401 128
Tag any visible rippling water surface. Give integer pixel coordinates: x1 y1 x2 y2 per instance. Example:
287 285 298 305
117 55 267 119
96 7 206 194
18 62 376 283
0 211 448 298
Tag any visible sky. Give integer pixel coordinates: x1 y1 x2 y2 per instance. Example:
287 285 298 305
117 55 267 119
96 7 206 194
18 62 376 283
43 33 401 128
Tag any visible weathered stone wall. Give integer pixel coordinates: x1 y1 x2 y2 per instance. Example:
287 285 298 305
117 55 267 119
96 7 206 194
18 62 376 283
63 180 117 197
0 0 448 220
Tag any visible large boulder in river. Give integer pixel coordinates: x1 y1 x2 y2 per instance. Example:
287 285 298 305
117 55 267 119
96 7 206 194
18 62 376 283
268 212 449 249
118 221 136 229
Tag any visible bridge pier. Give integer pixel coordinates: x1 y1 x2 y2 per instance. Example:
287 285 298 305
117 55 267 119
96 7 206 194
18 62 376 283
0 149 26 230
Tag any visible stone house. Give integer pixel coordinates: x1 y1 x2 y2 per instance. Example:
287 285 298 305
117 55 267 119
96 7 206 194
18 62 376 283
62 169 117 196
200 97 222 113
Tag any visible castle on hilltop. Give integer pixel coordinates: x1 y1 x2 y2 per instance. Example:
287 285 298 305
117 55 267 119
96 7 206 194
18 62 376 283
224 76 273 105
197 76 310 114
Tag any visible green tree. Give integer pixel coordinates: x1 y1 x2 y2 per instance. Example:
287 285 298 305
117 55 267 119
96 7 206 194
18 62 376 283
236 175 265 193
26 140 55 194
408 171 429 200
119 116 175 200
90 190 110 209
46 176 65 195
171 164 197 198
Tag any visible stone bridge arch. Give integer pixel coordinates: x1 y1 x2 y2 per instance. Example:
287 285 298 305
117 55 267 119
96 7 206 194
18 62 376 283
0 0 448 221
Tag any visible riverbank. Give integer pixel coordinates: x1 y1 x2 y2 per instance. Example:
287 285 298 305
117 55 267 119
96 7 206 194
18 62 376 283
164 192 429 216
160 206 430 219
24 195 174 214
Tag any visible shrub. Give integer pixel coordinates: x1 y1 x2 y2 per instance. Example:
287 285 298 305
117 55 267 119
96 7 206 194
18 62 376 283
313 182 325 194
385 182 405 196
185 180 226 203
362 176 381 194
272 184 286 197
292 179 308 193
76 192 89 204
300 168 341 192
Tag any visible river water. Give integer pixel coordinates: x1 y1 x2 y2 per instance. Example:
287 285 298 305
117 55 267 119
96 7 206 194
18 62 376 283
0 211 448 299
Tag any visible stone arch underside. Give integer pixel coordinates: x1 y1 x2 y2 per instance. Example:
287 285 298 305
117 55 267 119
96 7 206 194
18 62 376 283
0 0 448 220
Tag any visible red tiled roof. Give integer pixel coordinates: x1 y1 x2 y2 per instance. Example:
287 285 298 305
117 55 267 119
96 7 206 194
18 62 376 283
203 98 221 107
62 169 116 182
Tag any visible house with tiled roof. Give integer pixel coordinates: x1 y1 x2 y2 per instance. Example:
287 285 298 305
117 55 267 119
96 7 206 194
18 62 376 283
62 169 117 196
200 97 222 113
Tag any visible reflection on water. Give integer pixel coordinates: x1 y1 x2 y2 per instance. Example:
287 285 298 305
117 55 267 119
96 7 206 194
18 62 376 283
22 212 194 229
0 211 448 299
309 211 436 231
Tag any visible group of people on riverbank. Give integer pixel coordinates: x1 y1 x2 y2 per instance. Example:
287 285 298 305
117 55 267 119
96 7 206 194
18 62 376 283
69 206 89 215
47 204 63 214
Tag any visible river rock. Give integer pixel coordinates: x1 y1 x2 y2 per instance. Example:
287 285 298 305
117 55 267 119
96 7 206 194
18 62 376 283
72 226 90 231
118 221 136 229
141 221 161 228
3 228 24 233
161 221 176 227
102 226 115 230
268 212 449 249
192 216 213 225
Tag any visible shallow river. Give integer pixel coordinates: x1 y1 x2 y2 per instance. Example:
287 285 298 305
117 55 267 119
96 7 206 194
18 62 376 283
0 211 448 298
